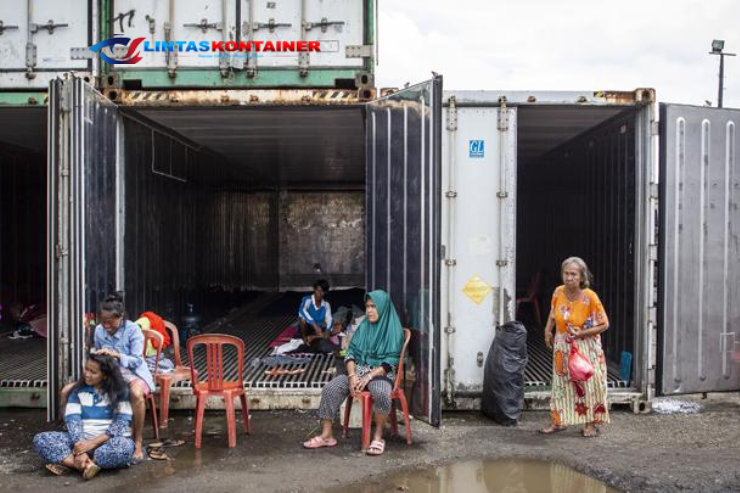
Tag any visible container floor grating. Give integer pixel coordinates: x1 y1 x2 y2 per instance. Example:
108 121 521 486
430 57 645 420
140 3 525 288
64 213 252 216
0 336 47 388
524 329 629 389
175 293 340 390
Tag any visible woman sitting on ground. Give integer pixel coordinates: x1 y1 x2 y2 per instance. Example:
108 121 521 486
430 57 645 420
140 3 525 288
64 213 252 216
303 289 404 456
34 353 134 480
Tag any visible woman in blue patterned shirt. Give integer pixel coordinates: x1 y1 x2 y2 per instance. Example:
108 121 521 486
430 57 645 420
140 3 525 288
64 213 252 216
34 353 134 480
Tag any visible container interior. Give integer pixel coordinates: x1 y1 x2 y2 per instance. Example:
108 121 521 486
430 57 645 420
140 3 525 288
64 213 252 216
119 105 369 389
0 107 48 387
516 105 640 389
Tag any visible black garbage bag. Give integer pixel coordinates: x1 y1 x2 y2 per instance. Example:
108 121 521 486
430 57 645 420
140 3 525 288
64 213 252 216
481 320 528 425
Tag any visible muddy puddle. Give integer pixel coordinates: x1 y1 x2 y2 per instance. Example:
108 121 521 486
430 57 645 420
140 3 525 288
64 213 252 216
339 459 620 493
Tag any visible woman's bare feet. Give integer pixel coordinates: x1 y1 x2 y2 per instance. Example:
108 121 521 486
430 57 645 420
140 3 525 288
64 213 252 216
582 424 599 437
132 442 144 463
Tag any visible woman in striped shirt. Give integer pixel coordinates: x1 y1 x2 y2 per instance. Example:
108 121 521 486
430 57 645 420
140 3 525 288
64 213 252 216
33 353 135 480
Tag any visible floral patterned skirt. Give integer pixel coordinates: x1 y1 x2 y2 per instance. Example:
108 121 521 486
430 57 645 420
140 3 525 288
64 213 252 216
550 333 610 427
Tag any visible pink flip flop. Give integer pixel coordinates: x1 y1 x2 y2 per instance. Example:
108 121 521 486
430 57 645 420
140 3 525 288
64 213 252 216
303 436 338 449
366 439 386 456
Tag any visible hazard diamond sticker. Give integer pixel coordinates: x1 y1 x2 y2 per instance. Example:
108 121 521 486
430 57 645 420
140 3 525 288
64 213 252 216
461 274 492 305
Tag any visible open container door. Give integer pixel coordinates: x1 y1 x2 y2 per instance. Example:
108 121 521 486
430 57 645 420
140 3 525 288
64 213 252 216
365 77 443 425
658 104 740 395
47 76 119 420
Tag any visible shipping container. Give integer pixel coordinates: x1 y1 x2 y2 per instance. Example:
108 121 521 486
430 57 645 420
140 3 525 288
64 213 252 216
1 74 738 423
0 0 376 94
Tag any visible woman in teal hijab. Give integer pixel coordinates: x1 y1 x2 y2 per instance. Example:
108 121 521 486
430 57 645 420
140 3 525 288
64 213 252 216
303 290 404 456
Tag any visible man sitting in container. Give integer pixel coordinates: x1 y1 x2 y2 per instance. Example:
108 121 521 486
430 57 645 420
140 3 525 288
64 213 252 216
298 279 338 354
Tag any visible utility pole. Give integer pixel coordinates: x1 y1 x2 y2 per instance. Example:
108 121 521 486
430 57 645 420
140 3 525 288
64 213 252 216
709 40 736 108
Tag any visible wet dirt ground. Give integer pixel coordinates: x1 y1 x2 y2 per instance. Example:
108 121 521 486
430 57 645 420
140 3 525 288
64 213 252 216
1 393 739 493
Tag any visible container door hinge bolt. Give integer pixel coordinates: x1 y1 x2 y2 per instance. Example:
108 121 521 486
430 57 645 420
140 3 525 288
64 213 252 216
444 326 456 334
444 259 457 266
445 191 457 198
496 259 508 267
31 20 69 35
0 21 20 35
497 191 508 198
304 18 344 33
55 245 68 258
183 19 223 33
253 19 292 33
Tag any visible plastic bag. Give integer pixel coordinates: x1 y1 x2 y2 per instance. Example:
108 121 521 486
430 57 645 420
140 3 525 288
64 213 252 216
482 321 528 426
568 341 594 382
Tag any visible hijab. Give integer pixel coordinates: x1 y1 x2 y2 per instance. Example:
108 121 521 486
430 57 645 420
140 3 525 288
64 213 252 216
345 290 404 367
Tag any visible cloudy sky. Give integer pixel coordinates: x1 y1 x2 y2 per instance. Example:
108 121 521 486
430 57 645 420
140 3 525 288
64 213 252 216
375 0 740 109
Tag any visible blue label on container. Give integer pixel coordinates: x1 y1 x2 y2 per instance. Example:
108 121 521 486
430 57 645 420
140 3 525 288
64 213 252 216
469 140 485 158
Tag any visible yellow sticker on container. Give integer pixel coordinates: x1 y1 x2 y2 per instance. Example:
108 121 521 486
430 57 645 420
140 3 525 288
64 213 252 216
462 274 492 305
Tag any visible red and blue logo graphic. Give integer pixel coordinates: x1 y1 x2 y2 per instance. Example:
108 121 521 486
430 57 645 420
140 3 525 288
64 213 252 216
89 36 145 64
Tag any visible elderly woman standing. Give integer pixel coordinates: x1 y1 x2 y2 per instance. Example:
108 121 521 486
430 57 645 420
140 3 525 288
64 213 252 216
541 257 610 438
303 290 404 456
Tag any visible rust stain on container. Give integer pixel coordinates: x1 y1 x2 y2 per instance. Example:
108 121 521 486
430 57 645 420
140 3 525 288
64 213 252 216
119 89 362 107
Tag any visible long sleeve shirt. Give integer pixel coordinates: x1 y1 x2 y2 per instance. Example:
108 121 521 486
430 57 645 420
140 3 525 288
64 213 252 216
65 385 133 441
94 320 155 391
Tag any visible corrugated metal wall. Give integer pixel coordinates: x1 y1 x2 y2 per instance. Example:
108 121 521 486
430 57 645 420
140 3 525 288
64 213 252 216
123 118 200 319
517 109 637 363
0 143 46 312
278 191 365 289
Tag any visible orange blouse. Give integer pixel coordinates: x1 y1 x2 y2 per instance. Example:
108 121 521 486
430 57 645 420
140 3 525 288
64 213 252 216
550 286 609 334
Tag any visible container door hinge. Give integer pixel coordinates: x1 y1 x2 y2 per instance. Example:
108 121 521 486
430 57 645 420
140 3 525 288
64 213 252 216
496 191 509 199
70 47 95 60
496 259 509 267
650 183 659 199
183 19 223 33
0 20 20 35
498 97 509 131
444 326 456 334
305 18 345 33
55 245 68 259
446 96 458 131
254 19 292 33
445 190 457 198
25 42 37 79
31 20 69 35
345 45 373 58
444 259 457 266
651 121 660 136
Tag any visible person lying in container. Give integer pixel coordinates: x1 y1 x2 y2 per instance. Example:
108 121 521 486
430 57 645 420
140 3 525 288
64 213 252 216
34 353 135 480
298 279 339 354
62 293 155 464
541 257 610 438
303 290 404 456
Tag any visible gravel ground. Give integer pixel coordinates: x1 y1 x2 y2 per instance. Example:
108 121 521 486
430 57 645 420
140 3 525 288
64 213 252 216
0 393 739 492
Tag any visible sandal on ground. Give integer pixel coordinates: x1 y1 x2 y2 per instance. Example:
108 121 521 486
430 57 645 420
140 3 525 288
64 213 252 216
148 447 169 460
539 426 567 435
582 427 599 438
45 464 69 476
302 436 338 449
366 439 386 456
82 462 101 480
148 439 185 449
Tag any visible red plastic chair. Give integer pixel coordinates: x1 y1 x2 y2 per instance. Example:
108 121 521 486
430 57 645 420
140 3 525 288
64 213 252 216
140 328 162 440
155 321 196 428
187 334 250 448
516 271 542 327
342 328 412 451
